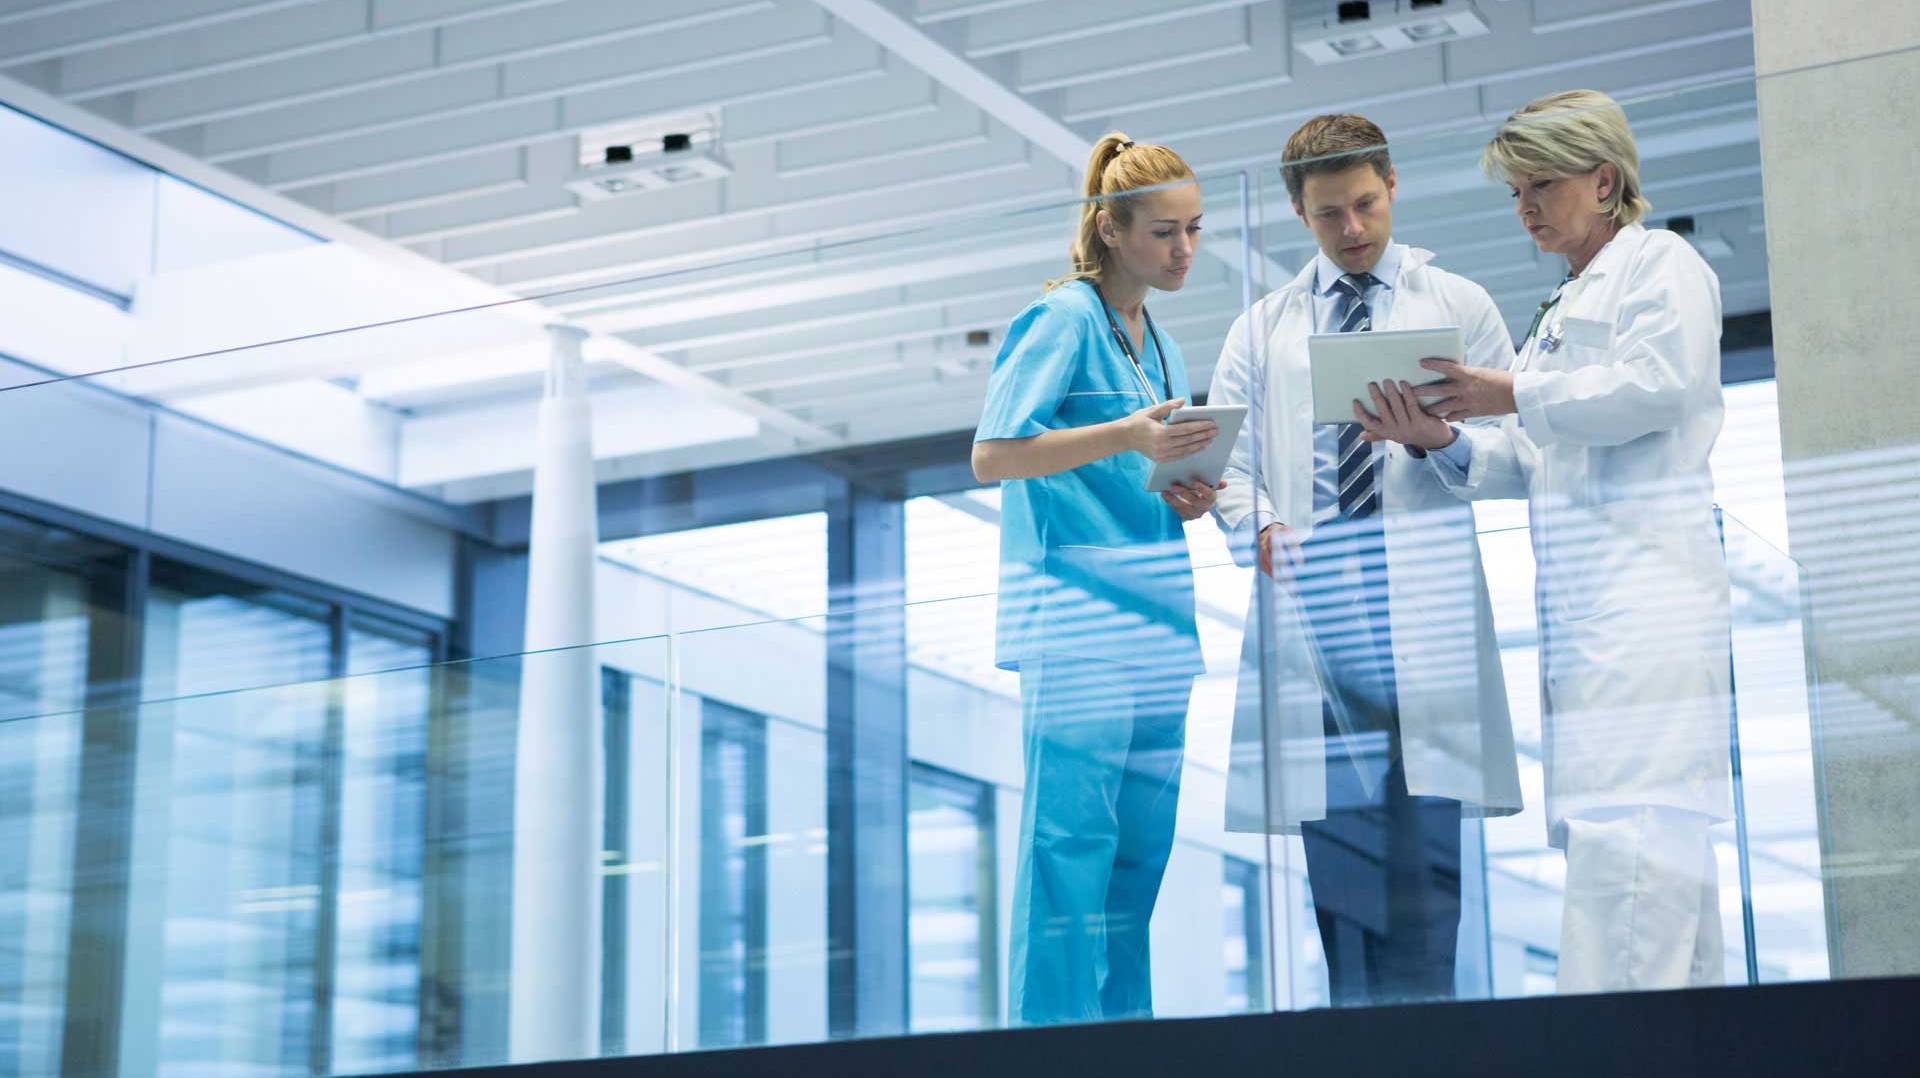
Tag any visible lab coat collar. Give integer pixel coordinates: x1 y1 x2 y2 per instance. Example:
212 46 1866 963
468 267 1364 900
1570 222 1645 283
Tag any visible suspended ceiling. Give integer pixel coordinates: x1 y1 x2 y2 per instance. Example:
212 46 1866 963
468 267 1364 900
0 0 1767 501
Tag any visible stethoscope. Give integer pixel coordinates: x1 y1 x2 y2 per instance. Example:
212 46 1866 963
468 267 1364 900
1522 272 1587 361
1091 280 1172 400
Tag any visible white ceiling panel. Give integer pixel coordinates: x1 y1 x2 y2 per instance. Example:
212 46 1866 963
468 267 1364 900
0 0 1772 499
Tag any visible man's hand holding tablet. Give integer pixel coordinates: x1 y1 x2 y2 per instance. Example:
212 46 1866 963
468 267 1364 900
1354 377 1457 450
1307 327 1463 424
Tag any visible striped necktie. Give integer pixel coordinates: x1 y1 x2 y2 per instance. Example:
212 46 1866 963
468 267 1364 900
1329 272 1381 519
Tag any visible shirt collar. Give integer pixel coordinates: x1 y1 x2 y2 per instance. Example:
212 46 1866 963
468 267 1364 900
1314 240 1402 296
1575 222 1643 283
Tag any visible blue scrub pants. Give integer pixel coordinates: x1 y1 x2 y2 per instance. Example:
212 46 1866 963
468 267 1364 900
1008 655 1191 1026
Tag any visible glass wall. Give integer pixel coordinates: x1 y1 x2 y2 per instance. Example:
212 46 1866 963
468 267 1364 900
0 513 126 1078
695 700 768 1050
138 569 335 1075
0 503 446 1077
334 620 436 1074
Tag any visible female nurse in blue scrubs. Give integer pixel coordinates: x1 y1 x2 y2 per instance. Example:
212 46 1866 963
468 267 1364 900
971 133 1217 1026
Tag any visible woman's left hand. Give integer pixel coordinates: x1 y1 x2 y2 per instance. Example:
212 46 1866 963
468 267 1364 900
1412 359 1518 421
1161 479 1224 521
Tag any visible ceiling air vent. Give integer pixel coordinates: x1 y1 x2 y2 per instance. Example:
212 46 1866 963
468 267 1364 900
1295 0 1489 65
566 112 730 200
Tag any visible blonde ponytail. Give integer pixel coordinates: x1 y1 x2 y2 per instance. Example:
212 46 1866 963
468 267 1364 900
1045 132 1195 291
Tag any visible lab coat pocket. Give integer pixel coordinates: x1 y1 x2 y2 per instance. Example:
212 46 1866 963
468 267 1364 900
1561 316 1613 350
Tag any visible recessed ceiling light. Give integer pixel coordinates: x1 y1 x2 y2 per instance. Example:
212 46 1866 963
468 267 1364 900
566 111 732 200
1403 20 1458 42
1295 0 1489 65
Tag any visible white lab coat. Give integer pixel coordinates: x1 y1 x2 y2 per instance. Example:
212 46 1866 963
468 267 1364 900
1210 246 1524 833
1434 223 1733 846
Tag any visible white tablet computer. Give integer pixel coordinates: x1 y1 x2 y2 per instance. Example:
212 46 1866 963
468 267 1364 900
1143 404 1248 493
1308 327 1463 424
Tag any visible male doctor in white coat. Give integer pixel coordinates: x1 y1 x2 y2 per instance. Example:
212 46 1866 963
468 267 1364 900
1209 114 1523 1006
1363 90 1733 995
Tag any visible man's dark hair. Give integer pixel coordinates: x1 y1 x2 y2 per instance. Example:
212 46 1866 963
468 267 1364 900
1281 114 1392 205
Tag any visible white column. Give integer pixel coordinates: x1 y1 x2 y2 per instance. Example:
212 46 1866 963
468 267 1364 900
509 324 603 1061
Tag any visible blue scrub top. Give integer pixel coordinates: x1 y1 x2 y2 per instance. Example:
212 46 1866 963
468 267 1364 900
974 280 1205 676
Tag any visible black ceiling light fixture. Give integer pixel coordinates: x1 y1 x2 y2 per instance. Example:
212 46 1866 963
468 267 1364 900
1337 1 1370 23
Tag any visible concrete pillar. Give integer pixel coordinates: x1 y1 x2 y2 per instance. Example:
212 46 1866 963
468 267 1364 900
508 324 603 1059
1751 1 1920 978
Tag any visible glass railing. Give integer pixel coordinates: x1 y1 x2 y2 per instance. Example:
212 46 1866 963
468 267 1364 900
0 509 1828 1073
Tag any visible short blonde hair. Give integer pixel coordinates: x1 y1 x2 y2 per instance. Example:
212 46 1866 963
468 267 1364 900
1481 89 1650 227
1046 132 1196 290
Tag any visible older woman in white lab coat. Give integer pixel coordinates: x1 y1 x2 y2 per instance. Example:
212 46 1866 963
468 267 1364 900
1361 89 1733 994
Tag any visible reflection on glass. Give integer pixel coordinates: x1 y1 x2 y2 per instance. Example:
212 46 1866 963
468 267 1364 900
698 701 767 1049
1222 856 1267 1013
909 765 998 1033
140 570 333 1076
0 514 116 1078
332 620 434 1074
600 666 631 1058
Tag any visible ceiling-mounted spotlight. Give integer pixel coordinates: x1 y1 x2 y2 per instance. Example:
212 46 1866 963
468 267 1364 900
567 112 730 201
1296 0 1490 65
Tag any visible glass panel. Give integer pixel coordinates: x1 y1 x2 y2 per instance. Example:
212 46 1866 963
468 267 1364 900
136 567 334 1076
0 153 1274 1062
1221 855 1266 1013
696 700 767 1049
1 630 674 1075
1721 512 1826 983
590 642 675 1062
331 619 436 1074
909 765 997 1033
668 617 827 1051
0 513 126 1078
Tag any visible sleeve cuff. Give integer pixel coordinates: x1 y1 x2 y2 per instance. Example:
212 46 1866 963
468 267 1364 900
1226 510 1273 569
1425 427 1474 489
972 416 1050 442
1434 428 1471 468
